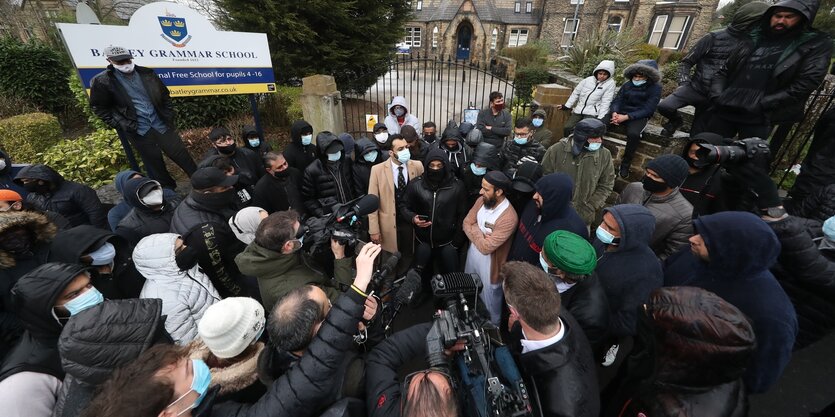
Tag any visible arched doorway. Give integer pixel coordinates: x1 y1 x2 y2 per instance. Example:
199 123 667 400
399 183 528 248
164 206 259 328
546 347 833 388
456 22 473 60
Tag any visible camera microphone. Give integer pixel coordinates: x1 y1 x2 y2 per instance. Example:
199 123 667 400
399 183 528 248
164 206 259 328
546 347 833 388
336 194 380 223
395 269 422 304
371 251 401 289
431 272 483 298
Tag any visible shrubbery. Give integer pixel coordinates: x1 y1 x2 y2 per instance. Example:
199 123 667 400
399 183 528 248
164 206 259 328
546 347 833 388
0 112 63 164
39 129 130 188
0 38 73 116
500 41 552 69
172 94 250 129
69 71 108 131
514 66 552 102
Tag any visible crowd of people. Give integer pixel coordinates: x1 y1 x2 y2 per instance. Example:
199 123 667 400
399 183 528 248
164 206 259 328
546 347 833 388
1 0 835 415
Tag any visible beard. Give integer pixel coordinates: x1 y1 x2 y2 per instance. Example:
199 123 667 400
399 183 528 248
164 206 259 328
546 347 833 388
483 196 498 209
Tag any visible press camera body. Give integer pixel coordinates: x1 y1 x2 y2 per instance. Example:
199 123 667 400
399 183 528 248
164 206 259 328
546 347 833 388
302 194 379 255
693 137 771 169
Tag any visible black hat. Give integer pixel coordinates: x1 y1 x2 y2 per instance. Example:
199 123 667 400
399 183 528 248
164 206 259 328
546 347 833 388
191 167 238 190
208 127 232 142
511 161 543 193
484 171 511 191
646 154 689 188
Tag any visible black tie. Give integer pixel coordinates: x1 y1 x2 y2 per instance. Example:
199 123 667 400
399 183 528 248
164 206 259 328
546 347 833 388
398 166 406 190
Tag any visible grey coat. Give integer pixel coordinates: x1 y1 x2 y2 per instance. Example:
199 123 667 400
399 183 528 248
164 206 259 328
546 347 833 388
617 183 693 260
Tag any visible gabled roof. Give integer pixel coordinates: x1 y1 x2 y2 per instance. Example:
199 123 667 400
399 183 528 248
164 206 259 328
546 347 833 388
410 0 541 24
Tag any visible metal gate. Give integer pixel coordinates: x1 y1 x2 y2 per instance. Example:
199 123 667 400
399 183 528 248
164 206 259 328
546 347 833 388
339 54 529 138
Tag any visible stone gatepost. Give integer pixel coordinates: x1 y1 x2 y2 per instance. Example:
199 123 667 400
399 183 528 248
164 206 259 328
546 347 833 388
300 75 345 135
532 83 572 136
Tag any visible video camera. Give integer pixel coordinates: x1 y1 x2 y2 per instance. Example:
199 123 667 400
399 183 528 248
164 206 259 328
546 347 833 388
426 273 532 417
693 137 771 169
303 194 379 255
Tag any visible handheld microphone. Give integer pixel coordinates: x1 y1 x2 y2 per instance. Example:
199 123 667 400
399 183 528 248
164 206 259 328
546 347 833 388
385 269 422 332
371 251 401 289
336 194 380 223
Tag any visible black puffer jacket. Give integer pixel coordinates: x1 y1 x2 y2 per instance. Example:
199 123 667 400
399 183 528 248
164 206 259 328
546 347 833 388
114 177 181 247
284 120 318 172
611 60 662 120
53 299 166 417
789 183 835 224
399 148 467 248
609 287 755 417
14 164 107 229
89 65 175 133
769 216 835 348
49 225 145 299
352 137 381 196
202 146 265 188
711 0 833 123
0 263 90 383
302 133 355 217
208 289 368 417
170 192 246 298
500 138 546 177
251 168 306 216
509 311 600 417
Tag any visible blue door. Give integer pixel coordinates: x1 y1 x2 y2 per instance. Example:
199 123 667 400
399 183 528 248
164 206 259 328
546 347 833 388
456 24 472 61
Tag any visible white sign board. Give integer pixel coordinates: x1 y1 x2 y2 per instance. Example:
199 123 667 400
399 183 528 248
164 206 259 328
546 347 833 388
57 1 275 97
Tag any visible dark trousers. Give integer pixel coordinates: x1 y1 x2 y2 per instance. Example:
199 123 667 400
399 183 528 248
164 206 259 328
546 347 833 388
618 117 649 166
707 115 771 140
657 84 710 135
126 128 197 189
413 241 459 292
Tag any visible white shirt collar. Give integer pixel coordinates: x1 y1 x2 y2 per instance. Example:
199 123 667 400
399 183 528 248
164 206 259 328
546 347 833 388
521 318 565 354
391 159 408 188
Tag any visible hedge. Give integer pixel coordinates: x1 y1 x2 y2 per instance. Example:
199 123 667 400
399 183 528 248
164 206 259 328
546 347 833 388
0 112 63 164
0 38 73 115
39 129 130 188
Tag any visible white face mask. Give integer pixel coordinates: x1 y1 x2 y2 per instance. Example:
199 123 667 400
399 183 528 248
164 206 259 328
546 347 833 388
141 188 164 206
375 132 388 144
0 160 6 171
113 62 135 73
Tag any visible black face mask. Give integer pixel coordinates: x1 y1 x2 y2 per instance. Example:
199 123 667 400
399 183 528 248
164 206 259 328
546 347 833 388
175 245 200 271
685 156 700 168
425 167 445 187
424 134 437 144
23 182 50 193
641 175 668 193
273 169 289 179
193 189 236 209
216 143 236 155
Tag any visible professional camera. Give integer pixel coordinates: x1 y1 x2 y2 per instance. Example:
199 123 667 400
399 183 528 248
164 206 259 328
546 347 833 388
303 194 379 255
426 273 532 417
693 137 771 169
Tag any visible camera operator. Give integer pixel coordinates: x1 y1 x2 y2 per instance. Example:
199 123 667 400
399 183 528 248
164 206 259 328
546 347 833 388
366 323 460 417
235 210 355 312
81 244 383 417
502 261 600 417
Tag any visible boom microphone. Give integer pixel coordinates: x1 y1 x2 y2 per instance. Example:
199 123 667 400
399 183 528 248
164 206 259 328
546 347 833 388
431 272 483 298
395 269 422 304
336 194 380 223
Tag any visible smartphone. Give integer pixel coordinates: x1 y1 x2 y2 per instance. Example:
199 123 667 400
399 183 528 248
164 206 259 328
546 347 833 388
417 215 430 221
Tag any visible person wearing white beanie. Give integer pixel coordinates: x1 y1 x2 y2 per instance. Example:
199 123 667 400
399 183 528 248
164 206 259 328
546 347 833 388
187 297 267 403
229 207 268 245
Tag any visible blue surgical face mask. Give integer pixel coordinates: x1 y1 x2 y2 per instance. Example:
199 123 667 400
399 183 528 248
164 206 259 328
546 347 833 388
248 138 261 148
301 134 313 146
62 285 104 316
470 163 487 176
514 136 528 145
363 150 379 163
586 142 602 152
87 242 116 266
596 225 620 245
532 118 544 127
824 216 835 240
166 359 212 416
327 151 341 161
396 148 411 164
632 79 647 86
539 254 551 273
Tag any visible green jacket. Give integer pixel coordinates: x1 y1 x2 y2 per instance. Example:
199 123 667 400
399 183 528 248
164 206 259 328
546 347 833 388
541 137 615 224
533 127 555 149
235 243 354 312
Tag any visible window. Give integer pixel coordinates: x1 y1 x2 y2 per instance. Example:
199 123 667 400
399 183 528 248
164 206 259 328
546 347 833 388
432 26 439 48
662 16 690 49
648 15 668 46
405 27 422 47
570 0 584 4
417 0 422 10
607 16 622 32
491 28 498 50
508 29 529 47
515 1 521 13
561 19 579 47
526 2 532 12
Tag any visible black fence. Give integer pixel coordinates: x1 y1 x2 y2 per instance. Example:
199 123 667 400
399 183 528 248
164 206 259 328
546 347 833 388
339 54 533 138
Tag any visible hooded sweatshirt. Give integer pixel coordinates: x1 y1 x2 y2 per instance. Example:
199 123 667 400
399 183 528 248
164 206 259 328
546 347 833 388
241 124 272 156
114 176 181 246
594 204 663 338
564 60 617 119
285 120 317 171
434 127 472 177
15 164 107 229
352 137 382 196
508 173 588 265
383 96 421 134
107 170 177 231
301 132 355 216
663 211 796 394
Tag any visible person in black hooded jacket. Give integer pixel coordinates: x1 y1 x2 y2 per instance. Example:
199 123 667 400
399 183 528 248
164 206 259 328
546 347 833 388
49 225 146 299
284 120 317 172
14 164 107 229
53 298 170 417
679 132 728 217
399 148 467 278
508 173 588 266
302 132 355 217
0 263 103 417
252 152 306 216
114 177 181 246
202 127 265 190
461 142 499 208
433 122 472 177
352 137 383 197
199 154 255 209
242 124 272 157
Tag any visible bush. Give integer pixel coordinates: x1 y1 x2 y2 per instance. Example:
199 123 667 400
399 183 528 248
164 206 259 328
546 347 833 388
558 29 644 84
514 66 552 102
500 41 552 69
39 129 130 188
172 94 250 130
0 95 38 120
629 44 662 63
259 86 303 128
0 112 63 164
68 71 108 131
0 38 73 116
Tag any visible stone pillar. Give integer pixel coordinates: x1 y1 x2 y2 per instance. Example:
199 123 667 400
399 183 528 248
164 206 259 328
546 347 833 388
532 83 572 137
300 75 345 135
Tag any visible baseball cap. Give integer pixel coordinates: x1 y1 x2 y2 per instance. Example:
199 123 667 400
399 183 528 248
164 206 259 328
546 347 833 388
104 45 133 61
191 167 238 190
0 189 22 202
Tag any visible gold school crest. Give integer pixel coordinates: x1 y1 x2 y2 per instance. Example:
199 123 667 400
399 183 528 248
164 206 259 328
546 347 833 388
158 11 192 48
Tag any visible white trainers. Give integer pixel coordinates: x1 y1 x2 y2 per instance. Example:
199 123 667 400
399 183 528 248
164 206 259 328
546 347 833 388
602 344 619 367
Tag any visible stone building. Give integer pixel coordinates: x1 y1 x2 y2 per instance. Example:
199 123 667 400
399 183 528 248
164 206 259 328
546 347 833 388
403 0 719 62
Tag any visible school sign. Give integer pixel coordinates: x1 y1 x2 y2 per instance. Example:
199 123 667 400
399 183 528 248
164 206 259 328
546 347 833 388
57 2 275 97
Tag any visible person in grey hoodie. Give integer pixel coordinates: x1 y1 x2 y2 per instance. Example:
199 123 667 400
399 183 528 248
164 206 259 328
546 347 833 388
384 96 421 135
558 59 616 137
